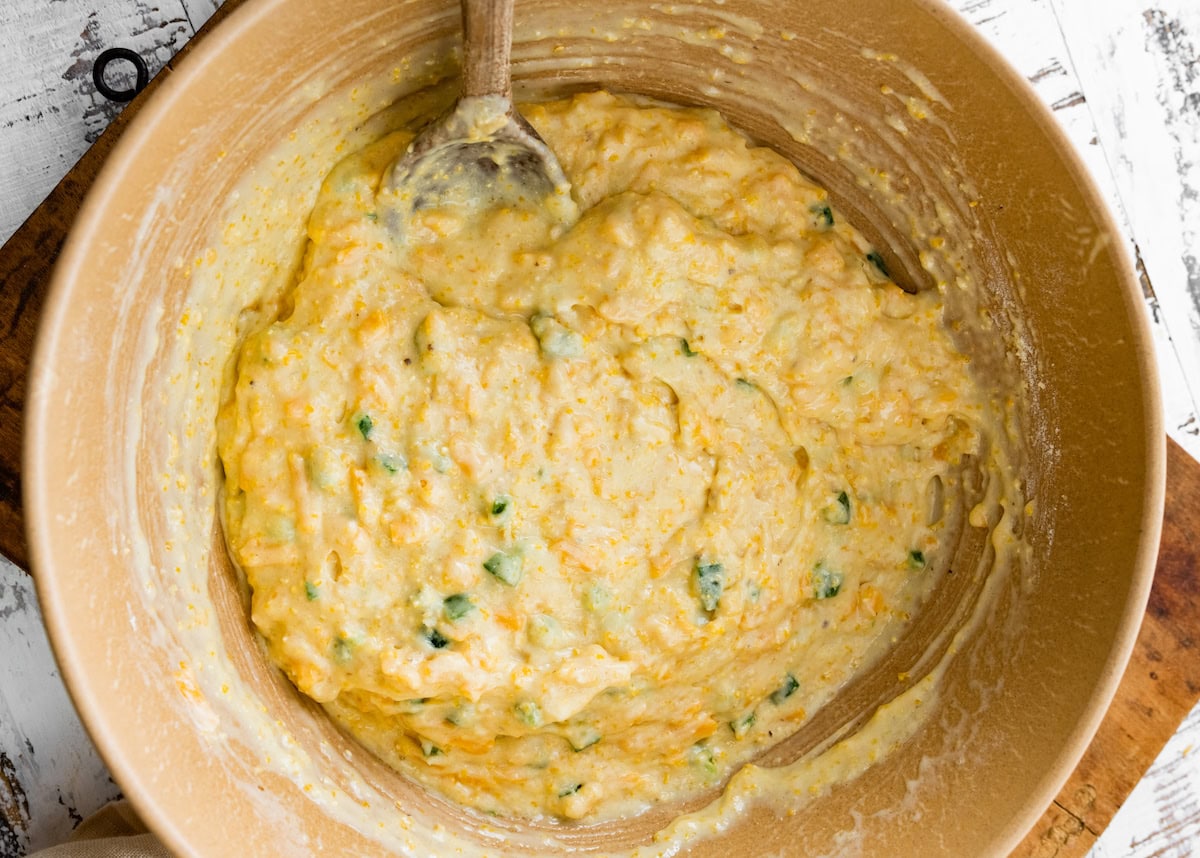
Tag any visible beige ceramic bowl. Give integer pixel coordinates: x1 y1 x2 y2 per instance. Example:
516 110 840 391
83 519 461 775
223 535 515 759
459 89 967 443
26 0 1164 855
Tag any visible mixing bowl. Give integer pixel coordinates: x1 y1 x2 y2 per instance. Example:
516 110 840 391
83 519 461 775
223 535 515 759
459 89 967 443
25 0 1164 855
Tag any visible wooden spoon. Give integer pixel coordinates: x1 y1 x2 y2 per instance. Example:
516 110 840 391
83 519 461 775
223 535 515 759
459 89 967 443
380 0 576 235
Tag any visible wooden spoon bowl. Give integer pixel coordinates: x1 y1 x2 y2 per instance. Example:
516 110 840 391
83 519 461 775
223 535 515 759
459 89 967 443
381 0 575 236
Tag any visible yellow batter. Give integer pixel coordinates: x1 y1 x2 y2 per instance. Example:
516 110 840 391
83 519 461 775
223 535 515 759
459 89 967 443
217 91 985 821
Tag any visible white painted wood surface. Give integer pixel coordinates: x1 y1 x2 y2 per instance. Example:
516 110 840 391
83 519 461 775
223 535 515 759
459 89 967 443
1 0 1198 855
0 0 220 250
0 572 120 855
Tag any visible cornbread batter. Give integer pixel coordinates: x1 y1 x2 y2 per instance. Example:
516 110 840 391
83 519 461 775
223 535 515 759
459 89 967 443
217 91 986 821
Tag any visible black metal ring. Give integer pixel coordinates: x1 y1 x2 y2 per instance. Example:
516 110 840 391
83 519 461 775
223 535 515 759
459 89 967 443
92 47 149 103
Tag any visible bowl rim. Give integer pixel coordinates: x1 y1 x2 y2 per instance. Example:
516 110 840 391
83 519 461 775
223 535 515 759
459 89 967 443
23 0 1167 854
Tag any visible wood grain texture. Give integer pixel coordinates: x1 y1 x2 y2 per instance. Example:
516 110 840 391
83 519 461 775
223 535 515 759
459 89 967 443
0 560 121 856
461 0 515 98
1100 703 1200 857
1013 438 1200 858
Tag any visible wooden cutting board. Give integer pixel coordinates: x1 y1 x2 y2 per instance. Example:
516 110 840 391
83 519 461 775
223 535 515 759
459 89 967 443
0 3 1198 853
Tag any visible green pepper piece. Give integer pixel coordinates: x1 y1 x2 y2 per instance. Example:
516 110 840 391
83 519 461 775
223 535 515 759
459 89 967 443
483 551 524 586
694 560 725 613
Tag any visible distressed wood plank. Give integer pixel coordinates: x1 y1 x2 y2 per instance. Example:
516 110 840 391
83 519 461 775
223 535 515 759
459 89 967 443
949 0 1200 463
0 1 208 246
0 558 121 856
1099 704 1200 857
1049 0 1200 459
179 0 223 31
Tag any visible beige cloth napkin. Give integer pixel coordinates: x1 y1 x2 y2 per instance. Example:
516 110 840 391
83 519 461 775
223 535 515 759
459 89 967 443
30 802 170 858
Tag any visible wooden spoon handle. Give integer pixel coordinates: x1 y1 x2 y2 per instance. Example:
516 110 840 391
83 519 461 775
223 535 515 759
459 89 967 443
461 0 514 99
